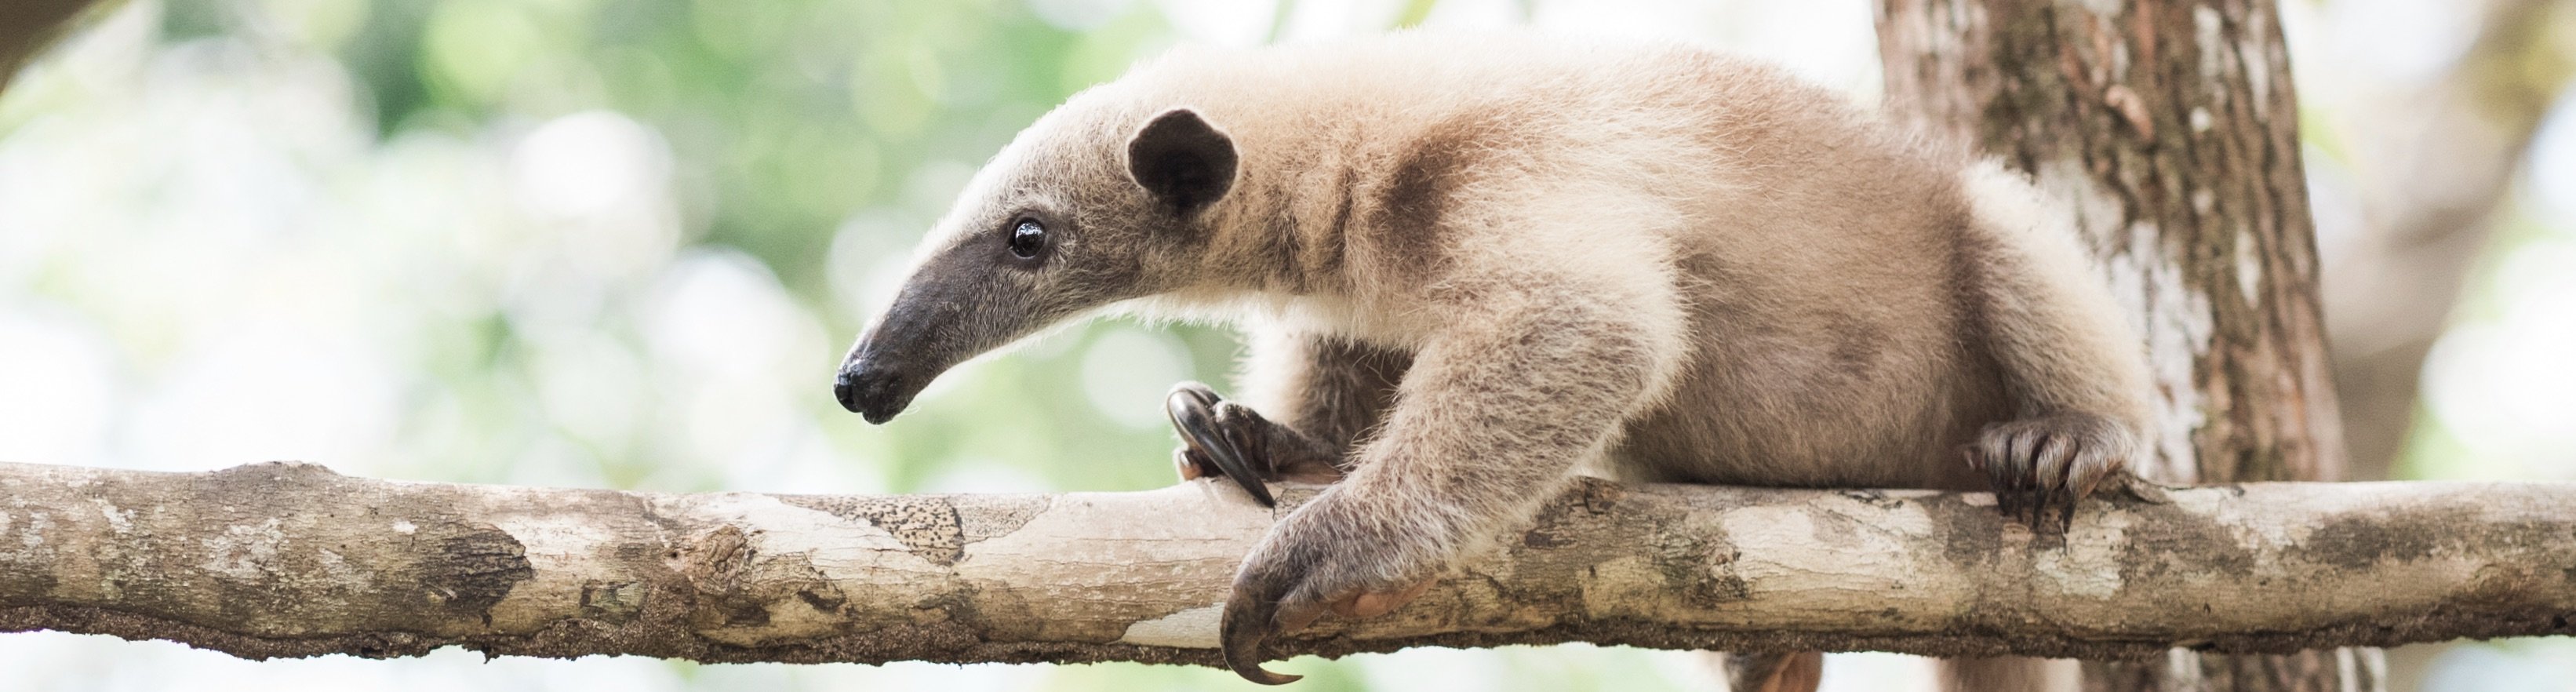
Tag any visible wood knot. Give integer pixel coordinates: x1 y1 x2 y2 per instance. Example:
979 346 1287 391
671 525 850 642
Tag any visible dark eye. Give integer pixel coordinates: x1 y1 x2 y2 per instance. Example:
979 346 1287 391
1007 218 1047 260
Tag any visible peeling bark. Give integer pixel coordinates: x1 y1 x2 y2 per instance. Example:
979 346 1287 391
4 461 2574 668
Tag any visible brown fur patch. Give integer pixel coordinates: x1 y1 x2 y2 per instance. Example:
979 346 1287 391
1825 315 1886 373
1261 205 1306 292
1365 112 1508 275
1286 336 1412 454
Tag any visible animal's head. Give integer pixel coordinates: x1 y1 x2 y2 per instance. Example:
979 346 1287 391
833 101 1242 422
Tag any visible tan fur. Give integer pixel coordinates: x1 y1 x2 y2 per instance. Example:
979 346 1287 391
1724 651 1827 692
1941 657 2081 692
845 31 2158 689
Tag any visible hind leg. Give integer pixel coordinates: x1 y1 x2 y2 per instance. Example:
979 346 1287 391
1954 162 2158 531
1721 651 1823 692
1167 332 1411 506
1940 657 2078 692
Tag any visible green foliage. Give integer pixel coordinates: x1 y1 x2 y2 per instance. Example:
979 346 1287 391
0 0 1740 687
145 0 1235 496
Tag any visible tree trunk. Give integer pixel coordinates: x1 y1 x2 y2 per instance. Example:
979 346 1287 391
1877 1 2371 690
0 0 103 92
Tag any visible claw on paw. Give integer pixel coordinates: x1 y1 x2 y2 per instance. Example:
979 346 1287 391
1969 413 2139 534
1167 381 1277 507
1220 576 1302 685
1221 567 1437 683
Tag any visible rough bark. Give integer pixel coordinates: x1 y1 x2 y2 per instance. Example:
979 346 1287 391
1878 0 2341 485
1877 0 2362 689
5 461 2575 668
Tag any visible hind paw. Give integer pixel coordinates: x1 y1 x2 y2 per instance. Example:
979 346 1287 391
1967 413 2140 534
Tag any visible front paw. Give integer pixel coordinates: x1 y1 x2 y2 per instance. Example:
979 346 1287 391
1166 382 1346 508
1220 491 1441 684
1168 382 1277 505
1967 413 2141 533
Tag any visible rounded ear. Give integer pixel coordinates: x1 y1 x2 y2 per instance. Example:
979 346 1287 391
1126 107 1238 214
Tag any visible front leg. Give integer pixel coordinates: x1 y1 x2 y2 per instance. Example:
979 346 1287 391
1220 281 1679 683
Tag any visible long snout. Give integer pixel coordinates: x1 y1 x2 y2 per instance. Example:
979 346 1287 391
831 252 1050 424
833 309 953 424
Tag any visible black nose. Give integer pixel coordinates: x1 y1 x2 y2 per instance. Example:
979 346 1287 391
834 370 866 414
834 362 911 424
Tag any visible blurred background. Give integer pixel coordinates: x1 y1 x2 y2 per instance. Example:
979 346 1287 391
0 0 2568 690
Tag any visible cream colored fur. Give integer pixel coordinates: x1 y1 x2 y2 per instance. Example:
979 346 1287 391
875 31 2157 690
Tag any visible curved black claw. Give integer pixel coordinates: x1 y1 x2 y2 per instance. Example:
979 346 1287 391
1167 383 1276 508
1221 586 1300 684
1968 413 2138 536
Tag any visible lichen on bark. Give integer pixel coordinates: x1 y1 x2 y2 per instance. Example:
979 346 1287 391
3 461 2572 672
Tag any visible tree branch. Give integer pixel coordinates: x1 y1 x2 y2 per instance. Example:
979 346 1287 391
2 461 2570 667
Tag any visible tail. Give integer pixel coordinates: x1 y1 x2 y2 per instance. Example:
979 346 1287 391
1935 162 2145 692
1712 653 2076 692
1941 657 2080 692
1717 651 1823 692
